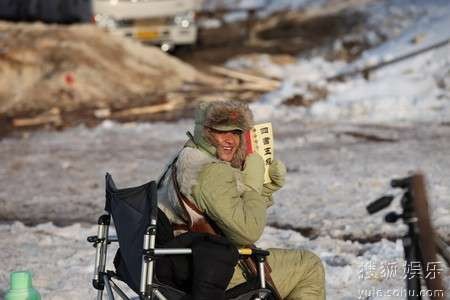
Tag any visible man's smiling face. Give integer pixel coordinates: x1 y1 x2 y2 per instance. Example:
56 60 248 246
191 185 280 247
207 128 241 162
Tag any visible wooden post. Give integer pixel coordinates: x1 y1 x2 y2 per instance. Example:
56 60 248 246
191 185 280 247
411 173 446 300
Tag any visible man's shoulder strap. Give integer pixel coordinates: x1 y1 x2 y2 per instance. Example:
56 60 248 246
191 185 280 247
157 151 180 189
171 163 221 235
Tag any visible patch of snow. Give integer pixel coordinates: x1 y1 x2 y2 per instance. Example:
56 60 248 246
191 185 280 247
237 0 450 124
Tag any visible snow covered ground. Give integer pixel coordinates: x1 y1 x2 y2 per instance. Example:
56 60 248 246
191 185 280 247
1 0 449 299
1 119 449 299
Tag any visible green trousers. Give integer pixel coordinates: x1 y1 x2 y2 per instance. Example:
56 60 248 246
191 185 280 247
229 248 326 300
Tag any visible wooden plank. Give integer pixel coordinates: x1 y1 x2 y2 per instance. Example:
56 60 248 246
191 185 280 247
210 66 281 87
411 173 446 300
327 38 450 81
112 98 183 118
13 108 62 127
221 82 279 92
435 235 450 266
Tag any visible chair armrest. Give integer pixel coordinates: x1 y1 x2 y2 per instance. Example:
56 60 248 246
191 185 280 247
238 247 270 257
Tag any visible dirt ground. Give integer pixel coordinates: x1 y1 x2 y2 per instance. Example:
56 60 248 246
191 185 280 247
0 21 212 137
0 3 378 139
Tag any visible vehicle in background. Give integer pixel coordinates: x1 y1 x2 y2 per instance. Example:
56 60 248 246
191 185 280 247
0 0 92 23
93 0 203 51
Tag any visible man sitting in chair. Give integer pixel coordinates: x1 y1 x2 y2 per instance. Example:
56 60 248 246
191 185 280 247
158 100 325 299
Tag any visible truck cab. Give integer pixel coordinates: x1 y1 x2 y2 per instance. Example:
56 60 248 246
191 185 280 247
93 0 203 51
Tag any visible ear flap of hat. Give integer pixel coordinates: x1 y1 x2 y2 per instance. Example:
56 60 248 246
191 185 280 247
193 102 217 156
194 102 210 127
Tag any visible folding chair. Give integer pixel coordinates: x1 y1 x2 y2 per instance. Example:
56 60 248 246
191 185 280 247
87 173 275 300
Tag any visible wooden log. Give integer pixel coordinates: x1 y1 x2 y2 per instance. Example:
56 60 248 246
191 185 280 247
210 66 280 87
13 108 62 127
327 38 450 82
411 173 446 299
112 97 184 118
222 82 279 92
93 108 111 119
435 235 450 266
180 82 276 95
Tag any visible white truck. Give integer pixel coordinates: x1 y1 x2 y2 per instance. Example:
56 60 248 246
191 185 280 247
93 0 203 51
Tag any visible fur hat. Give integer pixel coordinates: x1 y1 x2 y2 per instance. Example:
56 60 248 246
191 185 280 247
192 100 254 168
197 100 254 132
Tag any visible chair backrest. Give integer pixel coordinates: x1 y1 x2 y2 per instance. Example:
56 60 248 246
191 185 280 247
105 173 156 291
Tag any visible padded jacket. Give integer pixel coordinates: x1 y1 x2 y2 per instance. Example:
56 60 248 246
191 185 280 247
158 141 272 247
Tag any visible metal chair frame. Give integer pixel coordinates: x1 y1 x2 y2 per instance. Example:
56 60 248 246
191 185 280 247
88 181 272 300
